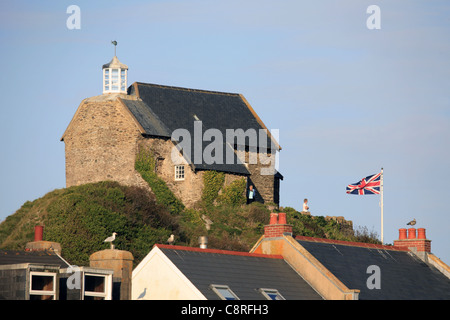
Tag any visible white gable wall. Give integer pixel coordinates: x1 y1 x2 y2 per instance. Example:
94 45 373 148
132 246 206 300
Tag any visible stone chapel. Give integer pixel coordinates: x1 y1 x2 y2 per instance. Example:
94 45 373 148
61 53 283 207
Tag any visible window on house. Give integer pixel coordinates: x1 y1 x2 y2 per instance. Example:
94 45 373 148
29 272 56 300
258 288 285 300
175 165 185 181
84 274 109 300
210 284 239 300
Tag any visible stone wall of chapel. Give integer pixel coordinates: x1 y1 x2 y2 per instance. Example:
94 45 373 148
63 95 148 190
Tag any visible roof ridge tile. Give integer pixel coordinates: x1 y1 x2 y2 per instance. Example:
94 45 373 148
155 244 283 259
295 235 409 251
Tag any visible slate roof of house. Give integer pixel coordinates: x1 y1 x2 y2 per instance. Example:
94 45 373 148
121 82 281 176
156 244 322 300
0 250 69 268
295 236 450 300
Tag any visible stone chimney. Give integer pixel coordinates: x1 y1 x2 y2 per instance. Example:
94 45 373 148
264 212 293 238
90 249 134 300
25 225 62 254
394 227 431 258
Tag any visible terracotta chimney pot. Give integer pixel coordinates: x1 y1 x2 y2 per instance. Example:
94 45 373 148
278 212 287 225
408 228 417 239
34 225 44 241
417 228 426 239
269 213 278 225
398 228 407 240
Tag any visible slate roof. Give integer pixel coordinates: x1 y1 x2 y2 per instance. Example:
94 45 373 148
120 98 171 138
157 245 322 300
0 250 69 268
122 82 280 176
296 237 450 300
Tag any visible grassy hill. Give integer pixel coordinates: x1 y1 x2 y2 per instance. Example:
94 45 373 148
0 182 176 266
0 180 380 267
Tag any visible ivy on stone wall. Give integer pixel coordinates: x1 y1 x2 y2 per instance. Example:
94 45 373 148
135 147 185 215
201 171 246 207
217 178 247 207
201 171 225 206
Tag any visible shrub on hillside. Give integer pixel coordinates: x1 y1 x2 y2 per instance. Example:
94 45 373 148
42 182 178 265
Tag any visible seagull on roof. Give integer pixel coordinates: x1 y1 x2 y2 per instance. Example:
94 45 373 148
407 218 416 226
104 232 117 249
104 232 117 243
167 234 175 245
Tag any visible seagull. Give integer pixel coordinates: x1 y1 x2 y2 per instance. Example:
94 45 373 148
407 218 416 226
167 234 175 245
104 232 117 249
201 214 213 231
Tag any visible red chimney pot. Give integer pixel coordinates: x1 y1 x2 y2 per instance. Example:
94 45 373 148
269 213 278 225
417 228 426 239
278 212 287 225
34 225 44 242
398 228 407 240
407 228 416 239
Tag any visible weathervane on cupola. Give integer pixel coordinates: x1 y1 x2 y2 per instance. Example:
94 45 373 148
102 40 128 94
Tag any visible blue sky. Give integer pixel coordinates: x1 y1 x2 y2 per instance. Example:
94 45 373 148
1 1 449 264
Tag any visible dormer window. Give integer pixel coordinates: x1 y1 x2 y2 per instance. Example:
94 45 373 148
102 56 128 94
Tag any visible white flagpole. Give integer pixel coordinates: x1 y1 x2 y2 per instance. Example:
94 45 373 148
380 168 384 244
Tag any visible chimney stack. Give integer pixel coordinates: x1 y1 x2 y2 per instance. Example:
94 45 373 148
264 212 293 238
25 225 62 254
90 248 134 300
394 227 431 254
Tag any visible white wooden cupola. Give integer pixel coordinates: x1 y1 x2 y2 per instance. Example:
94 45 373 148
102 48 128 94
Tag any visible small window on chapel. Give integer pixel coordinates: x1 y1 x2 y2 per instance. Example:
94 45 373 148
175 165 185 181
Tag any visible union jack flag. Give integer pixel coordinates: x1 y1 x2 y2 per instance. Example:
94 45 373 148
346 172 381 195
